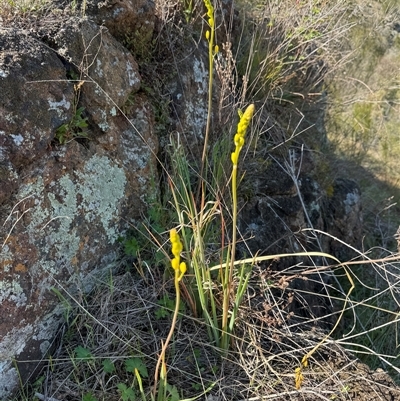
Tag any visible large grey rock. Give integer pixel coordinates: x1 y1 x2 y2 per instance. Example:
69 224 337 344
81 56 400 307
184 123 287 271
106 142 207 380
0 17 157 398
85 0 156 50
53 17 141 131
237 147 363 321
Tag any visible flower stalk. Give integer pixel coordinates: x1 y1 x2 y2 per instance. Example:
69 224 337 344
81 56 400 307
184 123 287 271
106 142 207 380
153 229 186 398
198 0 218 198
220 104 255 350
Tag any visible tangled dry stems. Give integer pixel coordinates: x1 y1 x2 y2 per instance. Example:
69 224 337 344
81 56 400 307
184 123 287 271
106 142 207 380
24 252 400 401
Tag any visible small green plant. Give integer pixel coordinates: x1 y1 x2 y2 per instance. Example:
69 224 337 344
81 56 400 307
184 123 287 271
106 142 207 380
74 345 94 363
82 392 97 401
55 106 88 145
102 358 115 374
122 236 140 258
182 0 193 23
117 383 136 401
55 78 89 145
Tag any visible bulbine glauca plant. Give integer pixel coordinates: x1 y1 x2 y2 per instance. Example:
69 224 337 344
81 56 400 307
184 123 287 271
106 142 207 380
153 229 186 399
167 103 255 352
221 104 255 350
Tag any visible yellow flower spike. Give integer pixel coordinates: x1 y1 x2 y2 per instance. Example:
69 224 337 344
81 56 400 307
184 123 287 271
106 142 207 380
294 367 304 389
231 104 255 167
237 104 255 136
170 228 183 259
223 103 255 350
169 229 186 278
203 0 214 23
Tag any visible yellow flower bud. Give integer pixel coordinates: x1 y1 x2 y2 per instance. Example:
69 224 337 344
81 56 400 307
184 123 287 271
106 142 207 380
180 262 187 275
171 258 179 271
177 262 187 281
205 30 210 40
170 228 178 242
234 135 244 147
214 45 219 54
172 241 183 257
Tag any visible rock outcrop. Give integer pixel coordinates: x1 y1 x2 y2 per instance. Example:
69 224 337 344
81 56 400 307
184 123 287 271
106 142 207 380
0 12 157 397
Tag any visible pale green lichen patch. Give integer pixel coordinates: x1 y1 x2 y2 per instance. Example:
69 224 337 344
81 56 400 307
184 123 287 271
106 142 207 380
33 306 64 347
126 60 140 87
122 130 151 170
0 155 126 312
95 59 104 78
0 362 18 399
10 134 23 145
47 95 71 117
0 154 127 309
344 191 360 215
0 324 35 398
0 324 34 359
76 155 127 242
47 175 81 261
0 155 126 316
97 109 110 131
193 57 208 95
180 57 208 140
19 177 81 268
184 100 207 140
20 155 126 252
0 280 27 307
0 244 13 273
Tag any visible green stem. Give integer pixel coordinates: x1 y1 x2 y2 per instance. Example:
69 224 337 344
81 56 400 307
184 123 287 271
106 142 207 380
197 15 215 199
201 24 215 166
221 164 238 350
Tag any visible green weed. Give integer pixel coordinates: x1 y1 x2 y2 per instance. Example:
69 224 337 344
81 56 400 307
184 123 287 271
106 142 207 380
55 106 89 145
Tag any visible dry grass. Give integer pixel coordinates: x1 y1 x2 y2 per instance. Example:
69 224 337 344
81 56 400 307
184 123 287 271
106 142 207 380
0 0 52 20
325 1 400 191
16 251 400 401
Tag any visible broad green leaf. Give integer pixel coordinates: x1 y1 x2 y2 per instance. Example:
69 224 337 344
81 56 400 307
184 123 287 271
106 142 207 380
74 346 93 362
102 359 115 374
125 358 148 378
